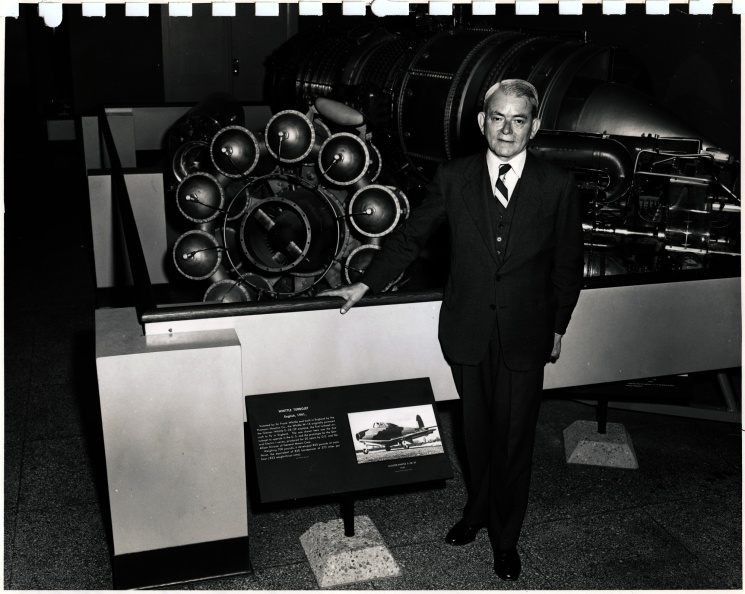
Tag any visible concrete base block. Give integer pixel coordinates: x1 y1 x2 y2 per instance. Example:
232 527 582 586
300 515 401 588
563 420 639 469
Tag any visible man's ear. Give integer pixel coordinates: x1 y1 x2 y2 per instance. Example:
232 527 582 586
530 117 541 139
477 112 486 135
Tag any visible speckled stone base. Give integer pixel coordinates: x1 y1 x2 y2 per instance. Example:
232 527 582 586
300 515 401 588
563 420 639 469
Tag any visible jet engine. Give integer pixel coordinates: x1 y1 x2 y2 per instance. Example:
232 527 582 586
266 23 740 278
167 22 738 304
166 94 412 302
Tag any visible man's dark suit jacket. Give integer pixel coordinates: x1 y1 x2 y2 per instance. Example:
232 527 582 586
360 150 584 371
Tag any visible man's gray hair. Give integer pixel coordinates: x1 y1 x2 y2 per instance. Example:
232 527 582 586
482 79 540 117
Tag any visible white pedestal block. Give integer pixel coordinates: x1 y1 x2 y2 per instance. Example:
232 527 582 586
300 515 401 588
96 308 247 563
563 420 639 469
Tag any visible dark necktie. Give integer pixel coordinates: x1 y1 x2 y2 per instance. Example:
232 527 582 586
495 163 511 203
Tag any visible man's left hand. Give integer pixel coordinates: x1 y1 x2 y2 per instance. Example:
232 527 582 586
549 333 563 363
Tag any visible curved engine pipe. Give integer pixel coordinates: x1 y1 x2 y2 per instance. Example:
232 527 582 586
528 132 634 203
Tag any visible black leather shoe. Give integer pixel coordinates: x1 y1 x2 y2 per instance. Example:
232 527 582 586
493 548 521 581
445 520 485 545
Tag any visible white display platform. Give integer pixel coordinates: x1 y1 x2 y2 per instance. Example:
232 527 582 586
96 308 247 557
141 276 742 409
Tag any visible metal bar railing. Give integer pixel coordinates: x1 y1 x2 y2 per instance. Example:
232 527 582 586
98 106 157 323
139 267 737 327
140 288 444 325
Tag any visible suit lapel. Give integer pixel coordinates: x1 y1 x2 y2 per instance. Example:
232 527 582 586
503 152 545 263
460 154 500 264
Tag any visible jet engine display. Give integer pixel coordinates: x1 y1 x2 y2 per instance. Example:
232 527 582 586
167 95 411 303
167 21 739 304
266 22 740 279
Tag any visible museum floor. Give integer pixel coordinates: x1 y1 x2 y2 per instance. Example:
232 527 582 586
4 135 743 590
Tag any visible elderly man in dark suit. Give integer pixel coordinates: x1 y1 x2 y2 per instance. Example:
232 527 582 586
320 79 584 581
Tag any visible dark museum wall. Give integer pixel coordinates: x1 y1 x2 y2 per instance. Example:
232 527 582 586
5 2 298 115
6 4 163 119
67 5 165 114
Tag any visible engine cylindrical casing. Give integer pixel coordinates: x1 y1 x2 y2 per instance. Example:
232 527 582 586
265 25 669 180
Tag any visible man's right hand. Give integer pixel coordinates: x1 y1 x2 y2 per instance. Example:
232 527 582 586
317 282 370 314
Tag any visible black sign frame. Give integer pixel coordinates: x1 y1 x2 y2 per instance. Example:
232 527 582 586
244 378 453 503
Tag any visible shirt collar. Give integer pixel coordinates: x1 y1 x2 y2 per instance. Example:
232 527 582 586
485 148 527 180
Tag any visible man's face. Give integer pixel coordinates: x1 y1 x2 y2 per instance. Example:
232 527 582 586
477 91 540 162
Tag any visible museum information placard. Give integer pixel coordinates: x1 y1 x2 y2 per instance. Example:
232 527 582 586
245 378 453 502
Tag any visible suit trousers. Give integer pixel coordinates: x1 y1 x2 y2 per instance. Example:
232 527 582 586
450 332 544 552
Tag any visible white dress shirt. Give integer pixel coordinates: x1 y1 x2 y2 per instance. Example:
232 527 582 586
486 149 527 209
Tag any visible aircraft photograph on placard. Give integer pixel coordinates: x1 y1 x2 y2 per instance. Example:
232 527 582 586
348 404 444 464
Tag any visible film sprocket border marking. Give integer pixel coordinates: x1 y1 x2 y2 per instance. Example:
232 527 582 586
10 0 742 26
